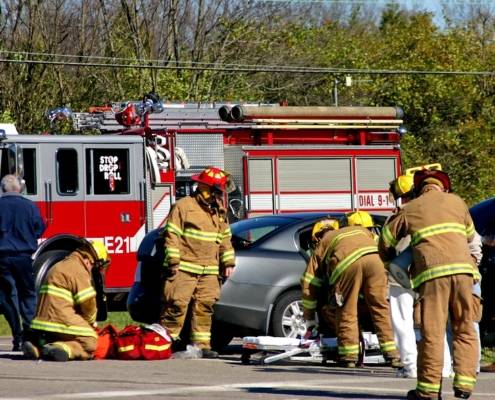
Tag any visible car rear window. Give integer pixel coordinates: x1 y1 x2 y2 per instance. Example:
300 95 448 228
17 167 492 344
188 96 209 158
231 216 299 246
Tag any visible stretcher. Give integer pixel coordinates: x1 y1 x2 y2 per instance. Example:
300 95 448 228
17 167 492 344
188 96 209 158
241 332 385 366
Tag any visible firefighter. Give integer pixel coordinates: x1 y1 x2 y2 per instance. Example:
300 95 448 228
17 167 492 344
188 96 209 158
380 170 479 400
301 218 340 335
160 167 235 359
22 239 110 361
305 210 400 368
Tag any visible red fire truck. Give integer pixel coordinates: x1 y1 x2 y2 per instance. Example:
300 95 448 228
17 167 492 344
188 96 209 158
0 96 403 309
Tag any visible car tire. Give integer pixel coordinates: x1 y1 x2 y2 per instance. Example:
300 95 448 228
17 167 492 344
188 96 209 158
271 289 307 338
33 250 70 290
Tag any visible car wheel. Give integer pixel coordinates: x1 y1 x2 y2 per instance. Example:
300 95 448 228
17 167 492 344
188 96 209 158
271 290 307 338
33 250 69 290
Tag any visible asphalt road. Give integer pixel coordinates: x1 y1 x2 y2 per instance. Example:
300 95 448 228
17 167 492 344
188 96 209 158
0 337 494 400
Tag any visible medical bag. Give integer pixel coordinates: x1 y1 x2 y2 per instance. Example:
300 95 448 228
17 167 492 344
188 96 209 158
115 323 172 360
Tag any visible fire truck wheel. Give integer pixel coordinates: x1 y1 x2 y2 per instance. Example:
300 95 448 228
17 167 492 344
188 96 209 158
271 290 306 338
33 250 70 290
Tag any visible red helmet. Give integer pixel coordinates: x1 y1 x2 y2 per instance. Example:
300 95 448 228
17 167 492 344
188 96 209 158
413 169 451 193
192 167 227 192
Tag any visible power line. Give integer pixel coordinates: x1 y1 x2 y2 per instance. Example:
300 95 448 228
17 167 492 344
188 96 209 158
255 0 490 3
0 56 493 76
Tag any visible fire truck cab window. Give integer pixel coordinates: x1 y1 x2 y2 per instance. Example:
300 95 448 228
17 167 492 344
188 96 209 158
56 149 78 195
0 146 16 178
22 148 36 195
89 149 130 195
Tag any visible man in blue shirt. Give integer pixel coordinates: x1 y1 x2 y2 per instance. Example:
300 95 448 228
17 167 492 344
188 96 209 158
0 174 45 350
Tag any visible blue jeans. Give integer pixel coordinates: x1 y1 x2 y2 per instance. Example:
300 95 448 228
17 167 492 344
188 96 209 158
0 255 37 344
0 274 22 346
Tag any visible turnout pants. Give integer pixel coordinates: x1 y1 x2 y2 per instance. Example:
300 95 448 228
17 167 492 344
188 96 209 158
161 270 221 349
416 274 477 397
28 329 97 360
334 253 398 362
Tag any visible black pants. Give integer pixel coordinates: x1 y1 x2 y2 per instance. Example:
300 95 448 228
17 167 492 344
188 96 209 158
0 255 37 344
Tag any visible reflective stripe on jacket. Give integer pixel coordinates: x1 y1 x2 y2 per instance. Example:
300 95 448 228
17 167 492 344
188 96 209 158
379 189 479 289
301 251 326 320
163 194 235 274
309 226 378 286
31 252 97 338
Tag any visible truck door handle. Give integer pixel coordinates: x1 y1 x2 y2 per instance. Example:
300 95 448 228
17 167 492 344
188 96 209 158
44 181 53 225
120 213 131 223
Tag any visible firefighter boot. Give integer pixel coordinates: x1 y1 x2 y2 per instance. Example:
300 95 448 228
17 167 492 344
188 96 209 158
406 389 442 400
201 348 219 359
453 388 471 399
22 341 40 360
337 359 357 368
385 356 403 369
41 344 69 362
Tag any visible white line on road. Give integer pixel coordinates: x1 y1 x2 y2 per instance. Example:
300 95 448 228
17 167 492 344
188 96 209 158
1 377 493 400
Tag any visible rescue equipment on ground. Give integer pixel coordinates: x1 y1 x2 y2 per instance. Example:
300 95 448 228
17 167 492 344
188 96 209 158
95 323 172 360
240 333 384 366
94 324 119 360
116 323 172 360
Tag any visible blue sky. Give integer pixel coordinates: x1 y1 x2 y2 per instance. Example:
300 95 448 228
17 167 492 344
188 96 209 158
396 1 491 26
405 1 444 24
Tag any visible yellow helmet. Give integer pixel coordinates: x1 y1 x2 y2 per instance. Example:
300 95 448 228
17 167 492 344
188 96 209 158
311 219 339 242
346 210 374 228
389 175 414 201
89 239 110 268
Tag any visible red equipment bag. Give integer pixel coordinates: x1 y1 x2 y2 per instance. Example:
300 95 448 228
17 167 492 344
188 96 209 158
140 325 173 360
116 324 172 361
94 324 119 360
116 325 143 360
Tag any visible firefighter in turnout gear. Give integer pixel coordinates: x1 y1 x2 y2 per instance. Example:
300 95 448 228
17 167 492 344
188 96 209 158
386 167 456 380
379 169 479 400
160 167 235 358
22 239 110 361
301 219 340 334
303 211 400 368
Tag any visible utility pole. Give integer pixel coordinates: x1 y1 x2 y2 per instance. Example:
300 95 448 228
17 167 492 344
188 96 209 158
333 78 339 106
333 76 353 106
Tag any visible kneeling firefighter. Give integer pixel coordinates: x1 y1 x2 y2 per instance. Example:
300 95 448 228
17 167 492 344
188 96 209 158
23 239 110 361
160 167 236 358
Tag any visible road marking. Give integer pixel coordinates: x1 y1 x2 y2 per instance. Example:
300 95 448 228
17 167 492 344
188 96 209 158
1 376 494 399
